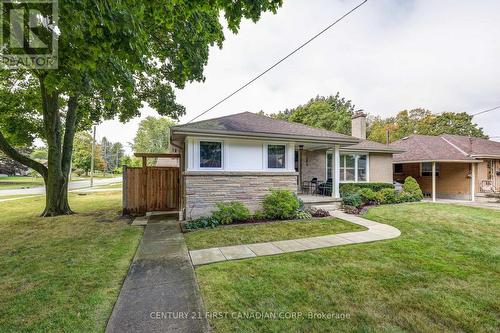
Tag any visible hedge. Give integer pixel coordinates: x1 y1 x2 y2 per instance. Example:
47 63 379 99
340 182 394 197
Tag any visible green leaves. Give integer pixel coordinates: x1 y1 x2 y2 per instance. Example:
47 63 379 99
367 109 487 143
132 116 177 153
273 93 355 135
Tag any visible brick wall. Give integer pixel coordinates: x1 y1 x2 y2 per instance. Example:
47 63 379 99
395 162 471 199
184 172 298 220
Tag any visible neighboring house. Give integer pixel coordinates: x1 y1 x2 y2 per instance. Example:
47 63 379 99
170 111 402 219
391 134 500 201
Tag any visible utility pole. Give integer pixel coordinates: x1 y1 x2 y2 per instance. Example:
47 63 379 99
90 125 96 187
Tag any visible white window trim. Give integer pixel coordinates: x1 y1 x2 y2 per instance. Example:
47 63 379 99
329 151 369 183
198 139 224 170
264 143 287 170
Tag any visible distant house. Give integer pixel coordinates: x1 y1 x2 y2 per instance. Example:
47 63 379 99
391 134 500 201
170 111 402 219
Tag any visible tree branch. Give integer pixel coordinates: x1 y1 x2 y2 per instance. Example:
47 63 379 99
61 95 79 176
0 131 48 178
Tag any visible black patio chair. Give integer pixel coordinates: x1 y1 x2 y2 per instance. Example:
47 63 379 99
317 178 332 196
302 177 318 195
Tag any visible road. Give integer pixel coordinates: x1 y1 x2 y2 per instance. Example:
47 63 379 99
0 177 122 197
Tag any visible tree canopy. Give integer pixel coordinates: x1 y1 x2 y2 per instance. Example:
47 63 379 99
0 0 283 215
367 109 487 143
272 93 356 135
133 117 176 153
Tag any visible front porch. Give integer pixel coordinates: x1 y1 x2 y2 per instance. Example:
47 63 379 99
295 144 342 199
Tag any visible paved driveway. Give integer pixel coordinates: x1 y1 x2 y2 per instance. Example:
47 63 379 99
0 177 122 197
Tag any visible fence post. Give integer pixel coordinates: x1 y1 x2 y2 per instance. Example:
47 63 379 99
122 164 128 216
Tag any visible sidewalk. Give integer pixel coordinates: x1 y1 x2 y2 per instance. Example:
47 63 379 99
189 210 401 266
106 214 209 333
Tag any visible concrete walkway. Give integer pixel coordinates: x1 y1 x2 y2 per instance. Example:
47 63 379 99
189 210 401 266
106 214 209 333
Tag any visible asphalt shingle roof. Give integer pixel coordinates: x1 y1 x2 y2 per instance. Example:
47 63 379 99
391 134 500 162
172 112 356 142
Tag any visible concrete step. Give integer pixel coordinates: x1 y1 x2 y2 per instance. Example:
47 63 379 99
311 203 341 211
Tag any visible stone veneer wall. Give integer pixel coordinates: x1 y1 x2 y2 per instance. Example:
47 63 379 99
184 171 298 220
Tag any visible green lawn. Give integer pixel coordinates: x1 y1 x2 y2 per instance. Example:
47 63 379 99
0 176 44 189
0 191 142 333
195 203 500 332
185 218 365 250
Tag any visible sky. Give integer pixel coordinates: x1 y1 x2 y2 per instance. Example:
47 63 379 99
97 0 500 154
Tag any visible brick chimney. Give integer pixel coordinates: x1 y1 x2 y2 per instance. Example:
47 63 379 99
351 110 367 139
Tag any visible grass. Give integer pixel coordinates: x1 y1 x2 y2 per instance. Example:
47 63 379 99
94 182 122 189
0 194 43 201
0 191 142 333
195 203 500 332
0 176 44 189
185 218 365 250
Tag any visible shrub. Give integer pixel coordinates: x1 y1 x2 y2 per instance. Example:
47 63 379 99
340 183 360 197
342 193 362 208
262 189 300 220
294 193 305 211
399 191 416 203
343 205 360 215
376 188 399 204
185 216 220 230
401 176 424 201
295 211 313 220
308 207 330 217
358 188 377 204
252 209 266 220
212 201 251 224
340 182 394 197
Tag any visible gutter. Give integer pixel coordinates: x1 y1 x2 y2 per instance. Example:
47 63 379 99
392 159 482 164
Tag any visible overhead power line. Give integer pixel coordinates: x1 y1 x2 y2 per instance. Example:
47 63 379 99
472 105 500 117
187 0 369 123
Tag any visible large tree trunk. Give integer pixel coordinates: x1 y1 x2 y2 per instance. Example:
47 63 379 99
0 77 79 217
39 78 79 217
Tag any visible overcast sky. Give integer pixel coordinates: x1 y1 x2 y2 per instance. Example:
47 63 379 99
97 0 500 153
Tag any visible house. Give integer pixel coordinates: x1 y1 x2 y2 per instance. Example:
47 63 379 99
390 134 500 201
170 111 403 219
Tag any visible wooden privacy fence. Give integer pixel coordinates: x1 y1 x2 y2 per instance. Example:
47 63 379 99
123 165 180 215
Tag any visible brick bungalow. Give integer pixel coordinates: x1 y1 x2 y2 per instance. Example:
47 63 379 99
170 111 403 219
390 134 500 201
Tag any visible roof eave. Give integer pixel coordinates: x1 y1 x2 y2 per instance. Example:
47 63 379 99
341 147 405 154
392 159 482 164
171 128 360 144
470 154 500 159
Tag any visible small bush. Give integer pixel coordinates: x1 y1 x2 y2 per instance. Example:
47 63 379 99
401 176 424 201
343 205 360 215
399 191 416 203
212 201 251 224
262 189 300 220
340 182 394 197
339 183 360 197
376 188 399 204
295 211 313 220
358 188 377 204
252 209 266 220
294 193 305 211
342 193 362 208
308 208 330 217
185 216 219 230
